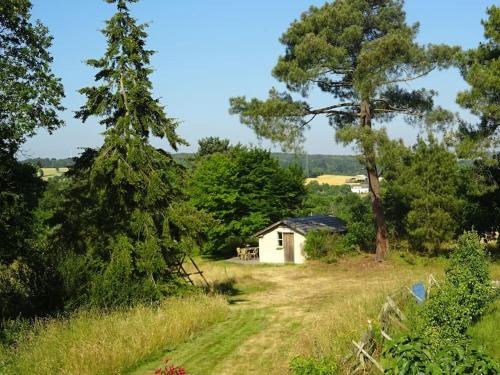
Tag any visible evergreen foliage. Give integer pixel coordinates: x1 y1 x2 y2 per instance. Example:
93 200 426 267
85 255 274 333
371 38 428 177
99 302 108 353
459 153 500 238
457 6 500 143
382 135 462 253
189 146 306 257
196 137 231 158
50 0 205 308
229 0 459 259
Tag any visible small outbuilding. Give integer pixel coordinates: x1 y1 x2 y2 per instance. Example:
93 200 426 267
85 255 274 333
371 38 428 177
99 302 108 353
254 215 346 264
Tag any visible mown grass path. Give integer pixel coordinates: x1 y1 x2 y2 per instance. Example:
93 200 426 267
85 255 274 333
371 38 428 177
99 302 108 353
128 256 447 375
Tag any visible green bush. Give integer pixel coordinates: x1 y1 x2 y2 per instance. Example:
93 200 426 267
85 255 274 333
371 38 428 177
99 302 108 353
304 230 349 263
384 334 499 374
289 356 337 375
420 231 493 342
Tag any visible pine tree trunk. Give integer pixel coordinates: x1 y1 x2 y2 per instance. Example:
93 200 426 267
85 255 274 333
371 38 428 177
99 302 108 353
360 99 389 261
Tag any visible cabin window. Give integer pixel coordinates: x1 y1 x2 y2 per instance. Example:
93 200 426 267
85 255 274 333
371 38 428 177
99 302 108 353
277 231 283 247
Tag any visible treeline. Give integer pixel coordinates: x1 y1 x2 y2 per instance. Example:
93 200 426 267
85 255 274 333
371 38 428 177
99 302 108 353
21 158 74 168
24 153 366 177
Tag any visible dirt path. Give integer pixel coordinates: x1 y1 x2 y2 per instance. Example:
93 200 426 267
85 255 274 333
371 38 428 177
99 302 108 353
130 256 438 375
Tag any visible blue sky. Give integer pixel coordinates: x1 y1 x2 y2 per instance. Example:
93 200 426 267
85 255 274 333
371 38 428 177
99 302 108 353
21 0 495 158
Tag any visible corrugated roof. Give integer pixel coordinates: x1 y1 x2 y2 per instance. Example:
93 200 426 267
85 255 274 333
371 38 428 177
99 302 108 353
254 215 346 237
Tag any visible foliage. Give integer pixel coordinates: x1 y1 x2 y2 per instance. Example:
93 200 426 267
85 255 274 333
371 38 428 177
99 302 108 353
457 6 500 144
0 0 65 155
459 153 500 237
0 152 63 323
420 232 493 342
50 0 206 309
384 334 499 375
196 137 230 158
300 182 375 251
0 0 64 324
300 182 350 216
189 146 305 257
304 230 348 263
21 158 74 168
381 135 462 253
289 356 337 375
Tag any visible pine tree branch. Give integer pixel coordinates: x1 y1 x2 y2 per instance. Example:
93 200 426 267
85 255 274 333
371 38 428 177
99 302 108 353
307 102 357 114
380 67 436 86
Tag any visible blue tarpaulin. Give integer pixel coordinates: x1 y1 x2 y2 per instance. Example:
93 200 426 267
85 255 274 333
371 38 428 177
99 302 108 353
411 282 426 304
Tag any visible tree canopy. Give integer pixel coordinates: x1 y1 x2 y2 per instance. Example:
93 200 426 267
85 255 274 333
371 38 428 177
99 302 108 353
189 145 306 257
0 0 64 155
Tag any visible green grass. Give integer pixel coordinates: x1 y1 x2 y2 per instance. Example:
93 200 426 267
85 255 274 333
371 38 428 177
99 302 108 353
0 294 228 375
468 297 500 361
129 308 271 374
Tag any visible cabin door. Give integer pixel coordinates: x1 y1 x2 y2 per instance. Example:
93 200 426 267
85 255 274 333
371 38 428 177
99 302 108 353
283 233 294 263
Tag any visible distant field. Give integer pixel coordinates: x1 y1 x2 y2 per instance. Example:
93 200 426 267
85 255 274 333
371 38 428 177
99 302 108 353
40 167 69 180
305 174 356 186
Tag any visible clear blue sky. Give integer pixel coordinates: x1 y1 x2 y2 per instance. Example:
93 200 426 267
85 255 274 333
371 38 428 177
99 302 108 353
21 0 495 158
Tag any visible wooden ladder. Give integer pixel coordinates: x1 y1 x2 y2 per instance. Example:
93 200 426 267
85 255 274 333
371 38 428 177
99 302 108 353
176 255 209 288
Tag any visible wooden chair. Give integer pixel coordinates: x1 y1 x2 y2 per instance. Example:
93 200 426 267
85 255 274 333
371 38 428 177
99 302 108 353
236 247 246 260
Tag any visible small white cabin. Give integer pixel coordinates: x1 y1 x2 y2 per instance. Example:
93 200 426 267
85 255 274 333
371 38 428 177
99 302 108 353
254 215 346 264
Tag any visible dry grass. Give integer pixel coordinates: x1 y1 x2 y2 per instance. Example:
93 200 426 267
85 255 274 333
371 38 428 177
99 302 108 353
1 294 228 375
136 255 447 374
40 167 69 180
305 174 355 186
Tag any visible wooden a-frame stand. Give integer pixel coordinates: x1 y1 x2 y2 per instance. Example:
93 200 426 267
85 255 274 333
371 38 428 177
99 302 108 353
176 255 209 288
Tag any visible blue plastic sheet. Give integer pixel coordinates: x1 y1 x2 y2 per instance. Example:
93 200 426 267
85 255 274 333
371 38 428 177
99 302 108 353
411 282 426 304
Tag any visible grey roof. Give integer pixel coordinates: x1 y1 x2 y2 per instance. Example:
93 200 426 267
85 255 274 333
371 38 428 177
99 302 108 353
254 215 346 237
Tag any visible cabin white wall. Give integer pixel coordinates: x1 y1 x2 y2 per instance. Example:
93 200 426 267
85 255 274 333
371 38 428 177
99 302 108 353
258 226 306 264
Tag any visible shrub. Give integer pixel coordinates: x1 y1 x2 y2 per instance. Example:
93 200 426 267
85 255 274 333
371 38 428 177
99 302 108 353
289 356 337 375
304 230 349 263
384 334 499 374
420 231 493 342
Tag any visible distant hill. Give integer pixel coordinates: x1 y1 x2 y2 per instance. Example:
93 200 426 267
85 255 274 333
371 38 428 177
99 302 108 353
22 153 365 177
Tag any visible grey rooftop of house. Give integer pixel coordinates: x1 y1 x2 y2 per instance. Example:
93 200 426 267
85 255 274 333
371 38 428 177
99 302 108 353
254 215 346 237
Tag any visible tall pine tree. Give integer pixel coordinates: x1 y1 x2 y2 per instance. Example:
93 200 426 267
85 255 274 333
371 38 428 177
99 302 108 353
53 0 205 308
229 0 458 260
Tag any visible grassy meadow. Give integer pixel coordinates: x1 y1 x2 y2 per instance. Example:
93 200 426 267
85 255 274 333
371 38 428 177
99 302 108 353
0 294 228 375
1 254 498 375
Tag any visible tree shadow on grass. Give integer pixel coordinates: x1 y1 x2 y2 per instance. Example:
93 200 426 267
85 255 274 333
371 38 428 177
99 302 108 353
206 277 249 305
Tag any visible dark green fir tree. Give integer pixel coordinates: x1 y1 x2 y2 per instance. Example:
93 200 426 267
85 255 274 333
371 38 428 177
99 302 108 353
53 0 205 308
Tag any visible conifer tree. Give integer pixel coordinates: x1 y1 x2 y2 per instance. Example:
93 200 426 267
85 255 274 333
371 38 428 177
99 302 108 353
230 0 457 260
54 0 204 307
457 6 499 144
